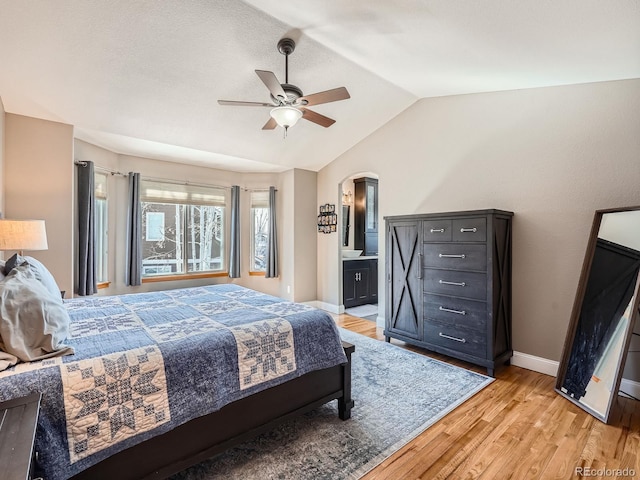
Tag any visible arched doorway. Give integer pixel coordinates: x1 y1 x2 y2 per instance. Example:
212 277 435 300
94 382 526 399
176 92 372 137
339 173 380 322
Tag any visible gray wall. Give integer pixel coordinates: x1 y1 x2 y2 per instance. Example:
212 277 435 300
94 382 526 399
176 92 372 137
317 79 640 366
4 114 74 295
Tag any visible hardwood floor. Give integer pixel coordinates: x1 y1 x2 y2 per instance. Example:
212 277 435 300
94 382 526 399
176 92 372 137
336 314 640 480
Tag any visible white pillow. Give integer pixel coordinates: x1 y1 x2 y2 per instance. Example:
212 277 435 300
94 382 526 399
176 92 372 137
0 264 73 370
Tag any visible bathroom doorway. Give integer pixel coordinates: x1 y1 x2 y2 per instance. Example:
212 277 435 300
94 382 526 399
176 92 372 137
340 173 379 322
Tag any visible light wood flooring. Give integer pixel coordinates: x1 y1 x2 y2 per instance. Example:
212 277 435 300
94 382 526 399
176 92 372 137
336 314 640 480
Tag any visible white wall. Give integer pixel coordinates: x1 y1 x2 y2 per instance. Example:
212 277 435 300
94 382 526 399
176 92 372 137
4 114 74 295
317 79 640 363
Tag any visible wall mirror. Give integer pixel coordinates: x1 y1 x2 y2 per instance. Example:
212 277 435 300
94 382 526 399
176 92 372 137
556 206 640 423
342 205 350 247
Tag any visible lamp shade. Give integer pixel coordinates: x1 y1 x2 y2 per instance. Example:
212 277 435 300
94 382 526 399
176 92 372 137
269 106 303 128
0 219 48 252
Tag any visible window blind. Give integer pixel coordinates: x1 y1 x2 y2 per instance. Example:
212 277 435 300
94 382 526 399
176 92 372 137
141 180 226 206
95 172 108 199
251 191 269 208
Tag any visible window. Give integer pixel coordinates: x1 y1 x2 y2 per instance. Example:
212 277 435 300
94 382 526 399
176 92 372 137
140 180 226 277
94 172 109 284
251 191 269 272
145 212 165 241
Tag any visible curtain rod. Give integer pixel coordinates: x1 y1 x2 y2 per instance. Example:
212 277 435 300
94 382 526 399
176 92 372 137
242 187 278 192
141 175 230 191
76 162 230 190
75 161 128 177
76 161 276 192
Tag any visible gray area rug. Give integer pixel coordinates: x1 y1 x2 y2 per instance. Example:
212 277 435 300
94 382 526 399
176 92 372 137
170 328 493 480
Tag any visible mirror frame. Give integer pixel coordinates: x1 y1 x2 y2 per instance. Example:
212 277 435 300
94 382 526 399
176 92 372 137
555 205 640 423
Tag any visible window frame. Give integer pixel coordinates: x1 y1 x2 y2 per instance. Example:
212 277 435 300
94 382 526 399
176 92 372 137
139 180 228 280
94 171 109 285
250 191 269 273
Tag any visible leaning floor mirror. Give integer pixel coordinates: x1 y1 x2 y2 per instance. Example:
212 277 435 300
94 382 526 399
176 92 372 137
556 206 640 423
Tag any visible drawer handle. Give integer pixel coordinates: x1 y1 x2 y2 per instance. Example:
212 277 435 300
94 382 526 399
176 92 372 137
439 332 467 343
439 253 466 259
439 280 466 287
439 306 466 315
460 227 477 233
430 228 445 233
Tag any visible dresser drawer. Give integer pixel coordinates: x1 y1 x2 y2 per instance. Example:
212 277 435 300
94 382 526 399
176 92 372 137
423 321 487 357
423 269 486 300
423 294 487 331
452 217 486 242
423 219 452 242
422 243 487 271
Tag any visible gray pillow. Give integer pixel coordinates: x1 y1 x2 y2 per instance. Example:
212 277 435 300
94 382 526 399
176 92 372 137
0 260 4 282
0 264 73 371
3 254 60 299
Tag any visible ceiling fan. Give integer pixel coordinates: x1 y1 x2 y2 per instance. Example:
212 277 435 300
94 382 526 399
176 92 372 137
218 38 350 135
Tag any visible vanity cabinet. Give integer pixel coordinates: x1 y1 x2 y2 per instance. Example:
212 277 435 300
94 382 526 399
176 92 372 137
354 177 378 256
384 209 513 376
344 258 378 308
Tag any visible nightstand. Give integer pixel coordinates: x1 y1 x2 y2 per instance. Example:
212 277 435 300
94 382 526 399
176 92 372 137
0 392 41 480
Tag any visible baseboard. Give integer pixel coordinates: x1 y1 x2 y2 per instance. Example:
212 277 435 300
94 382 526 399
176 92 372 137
305 301 343 314
620 378 640 399
511 351 559 377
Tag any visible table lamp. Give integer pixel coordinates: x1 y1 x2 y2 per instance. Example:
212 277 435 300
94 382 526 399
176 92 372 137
0 219 48 255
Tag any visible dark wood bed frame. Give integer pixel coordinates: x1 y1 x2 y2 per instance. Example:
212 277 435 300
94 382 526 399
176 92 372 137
69 341 354 480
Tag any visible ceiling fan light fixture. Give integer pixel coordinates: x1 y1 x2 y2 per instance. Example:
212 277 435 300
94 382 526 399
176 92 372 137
270 106 303 129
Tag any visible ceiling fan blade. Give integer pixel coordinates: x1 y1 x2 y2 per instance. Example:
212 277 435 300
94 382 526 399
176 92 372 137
218 100 273 107
262 117 277 130
300 108 336 128
298 87 350 106
255 70 287 103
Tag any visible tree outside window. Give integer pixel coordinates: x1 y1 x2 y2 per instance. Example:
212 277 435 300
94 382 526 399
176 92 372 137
140 181 226 277
251 191 269 272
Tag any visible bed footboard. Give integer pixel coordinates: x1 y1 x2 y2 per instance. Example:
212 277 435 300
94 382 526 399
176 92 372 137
339 340 355 420
70 341 355 480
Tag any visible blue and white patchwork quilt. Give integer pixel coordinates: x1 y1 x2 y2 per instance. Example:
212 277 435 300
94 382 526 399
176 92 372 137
0 284 347 480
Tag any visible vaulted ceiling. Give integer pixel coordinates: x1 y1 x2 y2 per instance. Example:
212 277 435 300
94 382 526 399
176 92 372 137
1 1 638 172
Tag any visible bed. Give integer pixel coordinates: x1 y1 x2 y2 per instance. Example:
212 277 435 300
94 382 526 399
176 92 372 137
0 270 354 480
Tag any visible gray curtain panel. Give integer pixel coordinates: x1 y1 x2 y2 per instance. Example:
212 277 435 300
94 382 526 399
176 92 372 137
125 172 142 286
77 161 97 296
265 186 278 278
229 185 241 278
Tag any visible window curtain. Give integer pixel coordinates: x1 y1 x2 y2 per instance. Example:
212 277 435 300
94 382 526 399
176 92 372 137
77 161 97 296
229 185 241 278
125 172 142 286
265 186 278 278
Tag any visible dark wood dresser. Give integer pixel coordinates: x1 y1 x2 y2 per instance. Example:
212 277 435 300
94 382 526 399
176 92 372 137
384 209 513 376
